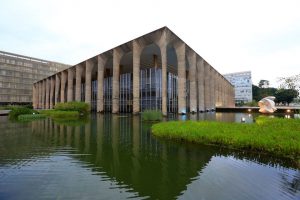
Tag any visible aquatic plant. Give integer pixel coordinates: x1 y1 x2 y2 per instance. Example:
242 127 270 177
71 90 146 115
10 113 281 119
152 117 300 161
54 101 90 115
9 106 37 119
141 110 163 121
18 114 46 121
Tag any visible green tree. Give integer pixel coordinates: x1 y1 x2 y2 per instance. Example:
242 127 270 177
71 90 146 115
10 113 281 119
278 74 300 97
258 80 269 88
252 84 277 101
274 89 299 105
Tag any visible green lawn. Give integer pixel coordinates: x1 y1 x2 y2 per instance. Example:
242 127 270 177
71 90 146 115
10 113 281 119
151 117 300 162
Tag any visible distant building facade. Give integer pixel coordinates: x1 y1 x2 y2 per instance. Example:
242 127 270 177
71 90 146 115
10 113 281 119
224 71 252 104
0 51 69 105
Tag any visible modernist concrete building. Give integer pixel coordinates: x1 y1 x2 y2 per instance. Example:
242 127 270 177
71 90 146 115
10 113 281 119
0 51 69 105
33 27 234 114
224 71 252 104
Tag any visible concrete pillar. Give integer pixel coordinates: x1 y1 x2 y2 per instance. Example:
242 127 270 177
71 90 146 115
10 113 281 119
133 40 142 114
45 78 50 109
210 69 215 110
112 48 123 114
67 68 74 102
222 78 226 106
75 65 83 101
60 71 67 103
85 60 93 106
188 51 197 113
97 55 106 113
204 62 210 111
55 74 60 105
41 80 45 109
50 77 55 109
197 58 205 112
175 42 186 114
37 82 41 109
33 83 37 109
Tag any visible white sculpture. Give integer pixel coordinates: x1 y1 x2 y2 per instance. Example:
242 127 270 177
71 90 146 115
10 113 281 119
258 96 277 113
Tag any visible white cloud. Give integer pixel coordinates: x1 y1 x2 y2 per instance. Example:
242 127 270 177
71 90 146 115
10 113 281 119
0 0 299 87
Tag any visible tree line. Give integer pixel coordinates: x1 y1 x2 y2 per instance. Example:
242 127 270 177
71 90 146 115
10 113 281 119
252 75 299 106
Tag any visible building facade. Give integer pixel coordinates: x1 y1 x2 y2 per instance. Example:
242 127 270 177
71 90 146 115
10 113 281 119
224 71 252 104
0 51 69 105
33 27 235 114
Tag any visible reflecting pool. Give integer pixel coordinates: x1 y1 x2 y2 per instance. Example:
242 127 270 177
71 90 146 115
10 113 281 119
0 113 299 199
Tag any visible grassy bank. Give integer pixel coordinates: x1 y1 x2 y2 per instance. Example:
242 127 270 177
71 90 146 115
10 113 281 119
152 117 300 161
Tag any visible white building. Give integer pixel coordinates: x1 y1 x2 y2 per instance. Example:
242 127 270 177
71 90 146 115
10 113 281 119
224 71 252 104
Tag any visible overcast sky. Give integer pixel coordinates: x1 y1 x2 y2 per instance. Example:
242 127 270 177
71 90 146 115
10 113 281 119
0 0 299 87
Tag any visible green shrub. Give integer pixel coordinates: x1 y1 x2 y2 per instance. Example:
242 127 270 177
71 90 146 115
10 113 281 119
244 100 258 107
9 106 37 119
54 101 89 115
141 110 162 121
40 110 79 119
18 114 46 121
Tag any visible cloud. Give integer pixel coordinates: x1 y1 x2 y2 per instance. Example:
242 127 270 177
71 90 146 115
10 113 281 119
0 0 299 87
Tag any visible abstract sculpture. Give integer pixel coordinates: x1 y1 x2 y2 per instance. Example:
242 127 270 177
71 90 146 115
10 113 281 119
258 96 277 113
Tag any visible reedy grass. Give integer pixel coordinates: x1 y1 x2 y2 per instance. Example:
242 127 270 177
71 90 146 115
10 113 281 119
151 117 300 162
18 114 46 121
141 110 163 121
40 110 79 120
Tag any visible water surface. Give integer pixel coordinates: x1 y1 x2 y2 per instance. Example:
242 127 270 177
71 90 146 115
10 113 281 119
0 113 299 200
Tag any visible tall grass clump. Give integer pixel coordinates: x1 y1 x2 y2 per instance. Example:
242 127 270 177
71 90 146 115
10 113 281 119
54 101 89 115
9 106 37 119
40 110 79 120
141 110 163 121
18 114 46 121
152 117 300 162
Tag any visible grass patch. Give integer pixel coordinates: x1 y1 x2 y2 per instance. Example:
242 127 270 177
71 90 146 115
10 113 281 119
54 101 89 115
141 110 162 121
151 117 300 162
8 106 38 120
40 110 79 120
18 114 46 121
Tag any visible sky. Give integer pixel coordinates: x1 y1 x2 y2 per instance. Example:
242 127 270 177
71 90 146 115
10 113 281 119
0 0 299 87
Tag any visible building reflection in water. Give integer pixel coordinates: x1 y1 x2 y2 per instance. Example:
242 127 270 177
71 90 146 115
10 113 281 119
0 113 299 200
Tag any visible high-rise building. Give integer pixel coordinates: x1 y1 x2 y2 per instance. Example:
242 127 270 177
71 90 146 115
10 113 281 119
0 51 69 105
224 71 252 104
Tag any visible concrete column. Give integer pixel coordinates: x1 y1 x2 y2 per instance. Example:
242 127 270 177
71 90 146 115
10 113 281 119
60 71 67 103
188 51 197 113
216 74 221 107
33 83 37 109
210 69 215 110
75 65 83 101
37 82 40 109
50 77 55 109
222 78 226 106
55 74 60 105
41 80 45 109
133 40 142 114
175 42 186 114
97 55 106 113
85 60 93 106
197 58 205 112
204 62 210 111
45 78 50 109
112 48 123 114
67 68 74 102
